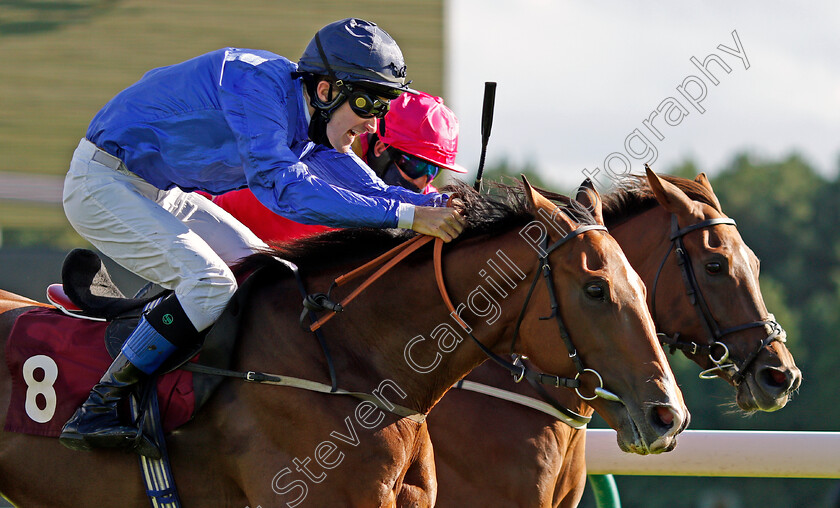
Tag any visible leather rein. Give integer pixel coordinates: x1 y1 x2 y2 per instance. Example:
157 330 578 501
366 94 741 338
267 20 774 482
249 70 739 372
650 214 786 384
307 213 624 419
177 211 620 426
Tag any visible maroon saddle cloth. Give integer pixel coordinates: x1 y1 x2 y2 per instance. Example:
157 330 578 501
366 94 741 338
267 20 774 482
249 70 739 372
4 307 195 437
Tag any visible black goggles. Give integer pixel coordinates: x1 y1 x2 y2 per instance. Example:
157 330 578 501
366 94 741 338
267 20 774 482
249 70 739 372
391 149 441 181
346 89 391 119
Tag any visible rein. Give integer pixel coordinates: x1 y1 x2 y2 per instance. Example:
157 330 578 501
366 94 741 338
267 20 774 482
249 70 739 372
299 211 624 417
178 249 432 424
201 211 625 426
651 214 786 384
453 378 589 429
308 234 434 332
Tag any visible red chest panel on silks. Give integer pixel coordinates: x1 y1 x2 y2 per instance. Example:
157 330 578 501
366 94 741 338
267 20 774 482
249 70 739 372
4 307 195 437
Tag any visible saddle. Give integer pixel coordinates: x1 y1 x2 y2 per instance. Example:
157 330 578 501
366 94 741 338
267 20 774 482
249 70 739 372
55 248 157 320
47 248 257 410
35 249 291 507
48 249 201 376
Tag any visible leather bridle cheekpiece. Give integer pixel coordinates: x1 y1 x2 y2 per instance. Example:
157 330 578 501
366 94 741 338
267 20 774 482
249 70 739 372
650 214 786 384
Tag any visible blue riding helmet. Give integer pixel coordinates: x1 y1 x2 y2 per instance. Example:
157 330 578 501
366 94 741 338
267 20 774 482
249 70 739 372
298 18 417 97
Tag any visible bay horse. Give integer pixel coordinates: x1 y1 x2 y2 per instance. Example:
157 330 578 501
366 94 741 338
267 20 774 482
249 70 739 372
428 168 801 507
0 181 687 507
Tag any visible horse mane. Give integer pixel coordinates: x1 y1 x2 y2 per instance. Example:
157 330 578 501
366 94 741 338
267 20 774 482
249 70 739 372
599 174 722 227
234 180 595 274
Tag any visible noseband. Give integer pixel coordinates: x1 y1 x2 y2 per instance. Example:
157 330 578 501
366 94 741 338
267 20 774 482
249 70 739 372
651 214 786 384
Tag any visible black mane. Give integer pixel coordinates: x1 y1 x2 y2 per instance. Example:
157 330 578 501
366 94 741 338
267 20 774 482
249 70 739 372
235 180 595 274
600 174 722 227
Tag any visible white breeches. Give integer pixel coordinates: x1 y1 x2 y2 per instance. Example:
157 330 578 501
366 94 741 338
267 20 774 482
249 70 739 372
63 139 268 331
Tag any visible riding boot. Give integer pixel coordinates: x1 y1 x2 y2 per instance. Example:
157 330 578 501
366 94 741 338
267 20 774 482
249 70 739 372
58 350 148 452
60 293 199 458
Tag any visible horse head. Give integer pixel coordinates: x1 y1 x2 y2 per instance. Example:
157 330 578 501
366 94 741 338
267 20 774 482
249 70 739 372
515 177 688 454
638 167 801 412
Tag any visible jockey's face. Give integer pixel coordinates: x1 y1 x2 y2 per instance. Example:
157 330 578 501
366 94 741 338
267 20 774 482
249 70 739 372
371 140 431 191
316 81 378 153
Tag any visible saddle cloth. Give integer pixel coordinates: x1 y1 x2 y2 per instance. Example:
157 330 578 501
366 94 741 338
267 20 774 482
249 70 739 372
4 307 195 437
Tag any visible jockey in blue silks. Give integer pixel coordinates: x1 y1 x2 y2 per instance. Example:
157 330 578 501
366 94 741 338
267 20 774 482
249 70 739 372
60 18 466 456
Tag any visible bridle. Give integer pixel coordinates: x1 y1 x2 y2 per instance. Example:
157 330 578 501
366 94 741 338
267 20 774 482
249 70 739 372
650 214 786 384
435 214 624 413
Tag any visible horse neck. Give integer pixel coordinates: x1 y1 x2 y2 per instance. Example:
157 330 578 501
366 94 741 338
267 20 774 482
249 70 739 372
327 227 541 414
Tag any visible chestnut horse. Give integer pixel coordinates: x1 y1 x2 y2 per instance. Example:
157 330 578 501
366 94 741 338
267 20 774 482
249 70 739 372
428 169 801 507
0 181 687 507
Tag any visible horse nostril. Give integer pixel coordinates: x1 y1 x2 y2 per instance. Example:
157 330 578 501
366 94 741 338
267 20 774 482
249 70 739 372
650 405 677 432
758 366 791 390
656 406 674 426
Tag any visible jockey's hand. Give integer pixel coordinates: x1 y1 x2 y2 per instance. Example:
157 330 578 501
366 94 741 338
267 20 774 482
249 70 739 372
412 206 467 242
449 197 466 215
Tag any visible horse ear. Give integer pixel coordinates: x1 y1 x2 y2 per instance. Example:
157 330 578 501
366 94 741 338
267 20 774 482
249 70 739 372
645 165 699 218
694 172 722 211
574 178 604 225
521 175 558 212
521 175 577 231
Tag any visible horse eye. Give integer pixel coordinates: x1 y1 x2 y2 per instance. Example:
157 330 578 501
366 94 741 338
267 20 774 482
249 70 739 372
585 283 605 300
705 262 722 274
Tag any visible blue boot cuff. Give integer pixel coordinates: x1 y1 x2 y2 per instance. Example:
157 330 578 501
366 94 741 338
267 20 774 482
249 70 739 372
121 316 177 375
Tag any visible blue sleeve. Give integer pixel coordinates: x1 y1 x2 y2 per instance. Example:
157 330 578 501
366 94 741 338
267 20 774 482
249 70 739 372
217 52 408 228
301 146 450 207
218 53 303 190
249 157 402 228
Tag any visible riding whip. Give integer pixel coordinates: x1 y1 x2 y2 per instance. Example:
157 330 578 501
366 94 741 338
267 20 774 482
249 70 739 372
473 81 497 192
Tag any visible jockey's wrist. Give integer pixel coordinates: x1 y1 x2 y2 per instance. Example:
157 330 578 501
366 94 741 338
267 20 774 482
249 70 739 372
397 203 416 229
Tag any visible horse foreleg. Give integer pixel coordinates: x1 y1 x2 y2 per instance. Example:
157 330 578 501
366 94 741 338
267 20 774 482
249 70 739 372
396 424 436 508
554 429 588 508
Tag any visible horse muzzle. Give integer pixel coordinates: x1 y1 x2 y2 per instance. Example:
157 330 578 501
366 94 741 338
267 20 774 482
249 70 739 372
736 361 802 412
606 392 689 455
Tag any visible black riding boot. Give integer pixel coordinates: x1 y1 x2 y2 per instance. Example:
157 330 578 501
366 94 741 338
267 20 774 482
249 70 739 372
58 352 159 457
60 293 200 459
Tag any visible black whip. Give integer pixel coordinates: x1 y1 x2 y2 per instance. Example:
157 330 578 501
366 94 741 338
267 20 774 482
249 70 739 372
473 82 497 192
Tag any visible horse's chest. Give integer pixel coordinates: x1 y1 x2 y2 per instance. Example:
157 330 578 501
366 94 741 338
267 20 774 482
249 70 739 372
270 417 425 507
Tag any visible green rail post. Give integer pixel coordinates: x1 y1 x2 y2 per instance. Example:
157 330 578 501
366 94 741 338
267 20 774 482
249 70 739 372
588 474 621 508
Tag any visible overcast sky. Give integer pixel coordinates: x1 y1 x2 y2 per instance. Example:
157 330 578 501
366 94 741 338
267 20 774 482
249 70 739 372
444 1 840 191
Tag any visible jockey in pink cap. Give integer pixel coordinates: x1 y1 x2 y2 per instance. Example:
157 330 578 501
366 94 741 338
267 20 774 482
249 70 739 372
211 90 463 243
359 91 464 194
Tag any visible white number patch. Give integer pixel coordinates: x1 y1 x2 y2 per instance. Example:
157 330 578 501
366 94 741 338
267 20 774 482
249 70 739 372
22 355 58 423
